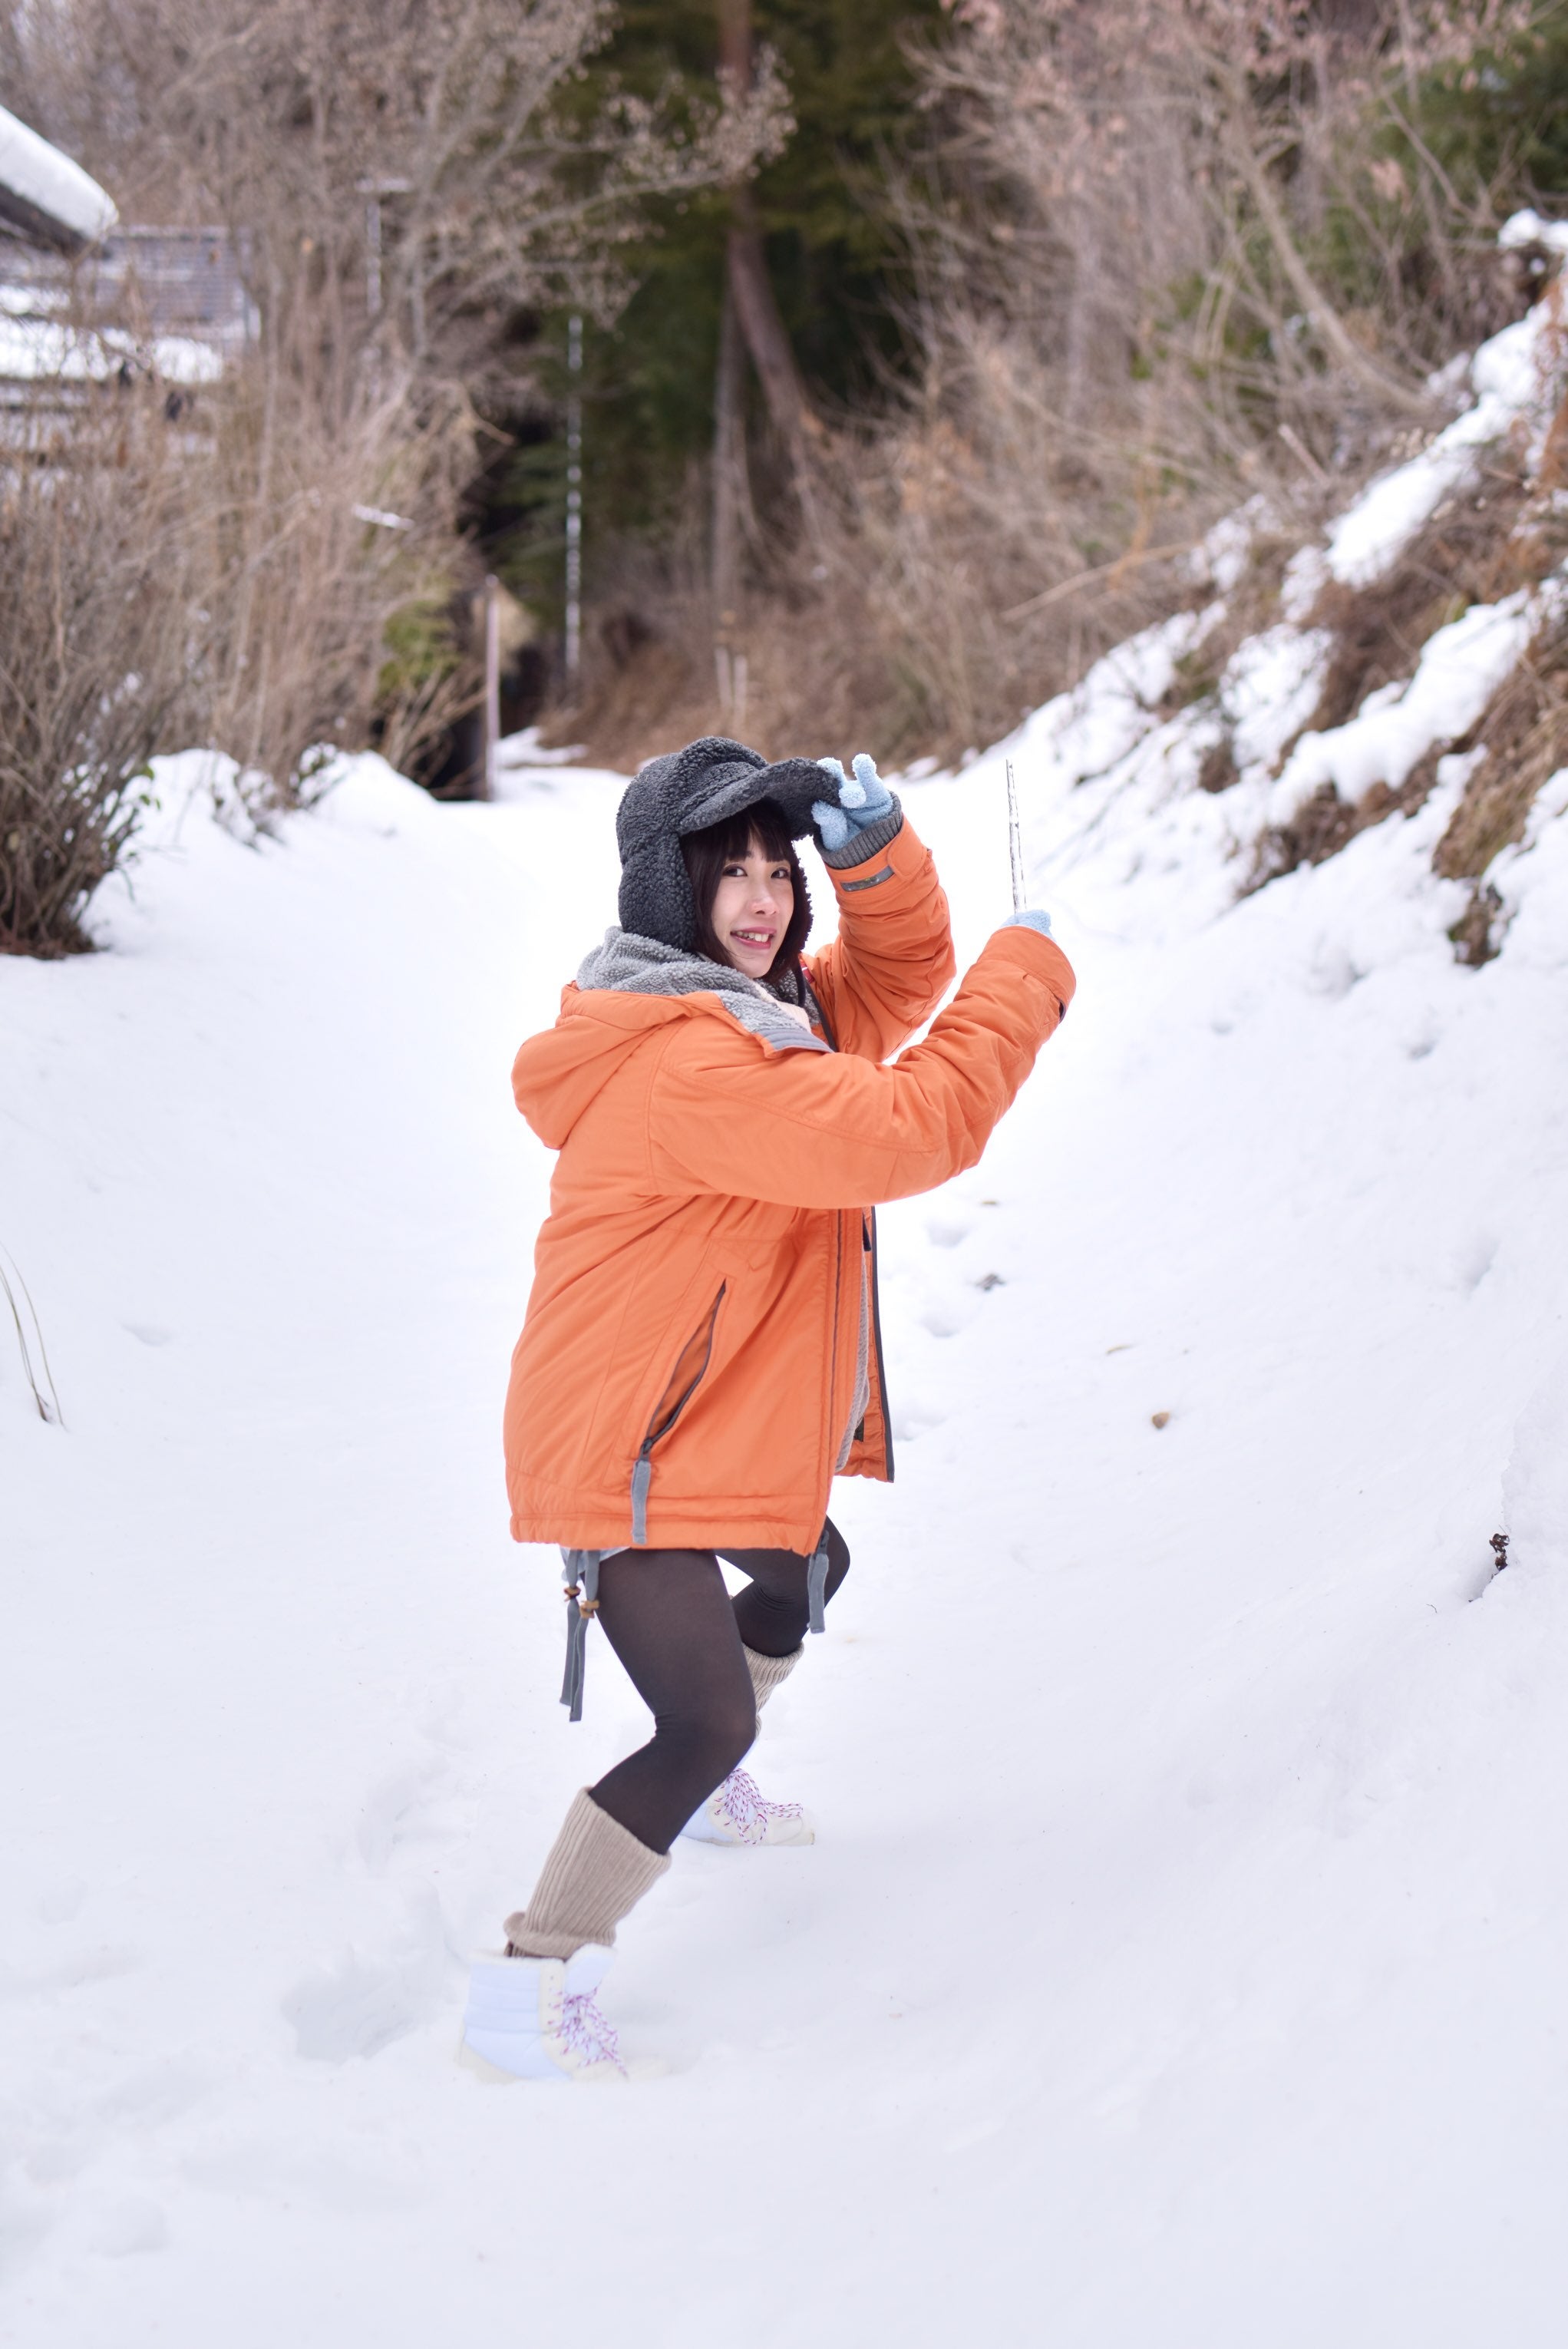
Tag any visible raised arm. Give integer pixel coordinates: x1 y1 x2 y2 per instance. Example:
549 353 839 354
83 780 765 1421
807 804 957 1062
649 924 1075 1208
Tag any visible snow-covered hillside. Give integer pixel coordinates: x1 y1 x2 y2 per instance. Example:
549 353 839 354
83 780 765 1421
4 240 1568 2346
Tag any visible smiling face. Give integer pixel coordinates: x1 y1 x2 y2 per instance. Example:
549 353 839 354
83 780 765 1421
709 836 797 979
678 796 810 984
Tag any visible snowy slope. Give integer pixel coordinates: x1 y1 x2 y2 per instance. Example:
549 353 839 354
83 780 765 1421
5 273 1568 2341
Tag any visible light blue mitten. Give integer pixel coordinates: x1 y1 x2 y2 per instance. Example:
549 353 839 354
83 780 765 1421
812 752 896 853
1002 908 1053 938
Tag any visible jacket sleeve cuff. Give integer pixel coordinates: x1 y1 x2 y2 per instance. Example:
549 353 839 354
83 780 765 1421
818 799 905 870
987 923 1077 1013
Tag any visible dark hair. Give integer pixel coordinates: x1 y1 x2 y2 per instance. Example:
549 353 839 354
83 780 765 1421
680 798 812 988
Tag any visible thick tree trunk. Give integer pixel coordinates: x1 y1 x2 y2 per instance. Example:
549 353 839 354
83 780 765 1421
726 193 821 458
715 0 823 560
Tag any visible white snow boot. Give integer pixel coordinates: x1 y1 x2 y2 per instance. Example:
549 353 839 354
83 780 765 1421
681 1765 815 1846
461 1944 627 2083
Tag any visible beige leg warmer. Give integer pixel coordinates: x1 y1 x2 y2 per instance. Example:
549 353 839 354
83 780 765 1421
745 1644 802 1711
504 1789 671 1961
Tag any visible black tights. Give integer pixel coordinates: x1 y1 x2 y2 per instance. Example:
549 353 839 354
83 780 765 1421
589 1522 851 1855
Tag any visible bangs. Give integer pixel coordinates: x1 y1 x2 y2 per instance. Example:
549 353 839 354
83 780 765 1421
701 798 794 866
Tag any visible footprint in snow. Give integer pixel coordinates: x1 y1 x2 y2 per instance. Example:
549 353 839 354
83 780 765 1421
354 1755 454 1875
280 1892 446 2062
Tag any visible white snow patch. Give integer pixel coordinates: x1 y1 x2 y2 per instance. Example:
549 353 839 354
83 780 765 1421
1221 623 1332 776
1197 494 1279 593
1279 541 1329 620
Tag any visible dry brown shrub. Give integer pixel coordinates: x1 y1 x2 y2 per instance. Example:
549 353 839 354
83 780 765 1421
190 369 475 815
0 383 200 956
1245 767 1436 890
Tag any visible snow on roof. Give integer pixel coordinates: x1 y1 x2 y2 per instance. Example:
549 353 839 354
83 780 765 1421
0 292 223 385
0 100 117 253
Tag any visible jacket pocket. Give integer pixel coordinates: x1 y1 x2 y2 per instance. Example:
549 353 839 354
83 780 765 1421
630 1282 728 1542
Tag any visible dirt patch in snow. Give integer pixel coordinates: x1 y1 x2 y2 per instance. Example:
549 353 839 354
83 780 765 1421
1245 771 1434 888
1434 613 1568 881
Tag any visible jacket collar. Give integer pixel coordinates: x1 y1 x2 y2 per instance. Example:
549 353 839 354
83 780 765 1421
576 927 829 1055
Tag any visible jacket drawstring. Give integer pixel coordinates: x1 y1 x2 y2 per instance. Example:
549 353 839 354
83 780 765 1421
807 1536 830 1635
560 1548 601 1722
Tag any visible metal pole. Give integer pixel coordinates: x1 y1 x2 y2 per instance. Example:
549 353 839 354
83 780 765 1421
1006 758 1027 911
365 196 382 319
565 312 583 686
483 573 500 801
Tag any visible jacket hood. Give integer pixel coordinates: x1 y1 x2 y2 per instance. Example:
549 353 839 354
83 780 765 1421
513 927 827 1151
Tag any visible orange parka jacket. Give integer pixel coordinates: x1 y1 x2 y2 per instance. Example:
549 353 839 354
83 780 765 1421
505 813 1076 1556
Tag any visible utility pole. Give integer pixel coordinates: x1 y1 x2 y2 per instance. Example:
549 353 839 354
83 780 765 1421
565 311 583 688
712 284 743 725
482 573 500 801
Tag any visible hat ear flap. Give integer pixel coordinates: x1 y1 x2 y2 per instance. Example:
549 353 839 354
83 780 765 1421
786 856 813 963
619 829 695 951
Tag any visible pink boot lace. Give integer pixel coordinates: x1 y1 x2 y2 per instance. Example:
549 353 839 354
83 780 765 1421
552 1987 626 2076
711 1766 806 1845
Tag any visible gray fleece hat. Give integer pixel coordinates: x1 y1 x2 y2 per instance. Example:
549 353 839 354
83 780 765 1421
616 735 830 953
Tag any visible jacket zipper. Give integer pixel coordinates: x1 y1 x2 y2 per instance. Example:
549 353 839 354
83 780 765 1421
866 1208 894 1482
796 975 893 1485
826 1215 843 1492
630 1282 727 1543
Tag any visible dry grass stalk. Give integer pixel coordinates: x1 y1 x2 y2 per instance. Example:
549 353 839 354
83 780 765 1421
0 1241 64 1422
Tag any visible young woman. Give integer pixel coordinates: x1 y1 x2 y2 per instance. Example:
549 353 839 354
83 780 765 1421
463 736 1075 2080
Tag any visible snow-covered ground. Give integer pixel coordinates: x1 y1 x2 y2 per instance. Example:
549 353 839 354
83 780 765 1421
4 708 1566 2344
5 246 1568 2340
